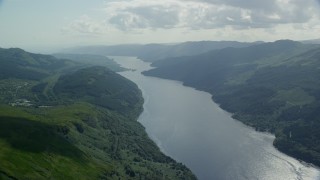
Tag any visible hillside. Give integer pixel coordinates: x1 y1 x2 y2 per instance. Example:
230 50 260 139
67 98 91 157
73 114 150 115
53 53 125 72
53 66 142 116
0 48 75 80
63 41 259 62
0 48 195 179
143 40 320 166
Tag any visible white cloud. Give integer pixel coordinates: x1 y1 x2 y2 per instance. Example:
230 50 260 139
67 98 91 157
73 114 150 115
104 0 184 30
100 0 320 31
60 0 320 43
61 15 109 35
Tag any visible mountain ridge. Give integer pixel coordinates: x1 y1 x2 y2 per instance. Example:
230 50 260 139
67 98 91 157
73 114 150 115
62 41 261 62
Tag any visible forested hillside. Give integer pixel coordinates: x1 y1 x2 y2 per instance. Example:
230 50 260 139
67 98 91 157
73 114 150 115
0 48 195 179
143 40 320 166
53 53 125 72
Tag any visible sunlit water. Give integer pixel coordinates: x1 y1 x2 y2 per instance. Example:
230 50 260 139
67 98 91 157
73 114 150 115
113 56 320 180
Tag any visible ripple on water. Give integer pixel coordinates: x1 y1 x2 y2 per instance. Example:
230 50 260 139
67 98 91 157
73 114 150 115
113 56 320 180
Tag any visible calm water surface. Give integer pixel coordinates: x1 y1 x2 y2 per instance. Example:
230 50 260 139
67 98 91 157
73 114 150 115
113 56 320 180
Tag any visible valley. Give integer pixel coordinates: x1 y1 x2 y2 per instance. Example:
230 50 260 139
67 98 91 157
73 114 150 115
0 48 195 179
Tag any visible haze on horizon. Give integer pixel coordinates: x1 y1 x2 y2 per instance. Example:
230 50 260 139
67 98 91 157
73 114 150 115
0 0 320 53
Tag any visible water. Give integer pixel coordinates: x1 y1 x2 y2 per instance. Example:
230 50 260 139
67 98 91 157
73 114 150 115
113 56 320 180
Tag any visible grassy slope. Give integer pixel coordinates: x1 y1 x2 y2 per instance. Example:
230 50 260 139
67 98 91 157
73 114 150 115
143 40 320 166
0 48 195 180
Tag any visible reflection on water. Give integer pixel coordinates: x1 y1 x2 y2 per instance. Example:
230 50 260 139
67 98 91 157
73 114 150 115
113 56 320 180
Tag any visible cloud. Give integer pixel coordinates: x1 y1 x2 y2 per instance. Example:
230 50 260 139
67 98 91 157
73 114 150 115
102 0 320 31
104 0 183 31
187 0 319 24
61 15 109 35
187 0 276 11
108 6 179 30
64 0 320 34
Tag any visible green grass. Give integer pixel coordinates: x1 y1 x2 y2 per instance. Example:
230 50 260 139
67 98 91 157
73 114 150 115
226 70 255 85
0 116 81 156
271 88 315 106
0 102 195 179
0 145 104 180
0 111 105 180
42 74 61 100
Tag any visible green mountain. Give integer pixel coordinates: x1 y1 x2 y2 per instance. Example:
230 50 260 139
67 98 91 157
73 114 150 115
0 48 195 179
0 48 74 80
63 41 260 62
53 53 125 72
143 40 320 166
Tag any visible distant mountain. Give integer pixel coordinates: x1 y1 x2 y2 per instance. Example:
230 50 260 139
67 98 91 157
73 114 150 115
301 38 320 44
53 53 125 72
143 40 320 166
145 40 316 90
63 41 261 62
0 48 195 179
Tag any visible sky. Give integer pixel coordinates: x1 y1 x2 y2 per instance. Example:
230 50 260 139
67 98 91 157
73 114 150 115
0 0 320 52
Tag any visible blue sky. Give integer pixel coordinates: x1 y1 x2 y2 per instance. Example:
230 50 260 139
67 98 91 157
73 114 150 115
0 0 320 53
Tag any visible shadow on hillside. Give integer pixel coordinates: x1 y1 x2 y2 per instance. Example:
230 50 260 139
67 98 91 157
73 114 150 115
0 116 84 161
